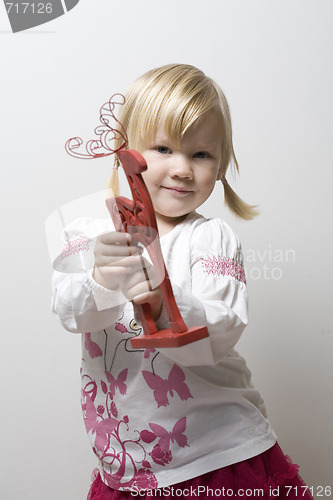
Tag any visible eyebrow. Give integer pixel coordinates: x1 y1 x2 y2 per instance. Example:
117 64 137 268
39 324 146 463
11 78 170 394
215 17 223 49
192 141 220 152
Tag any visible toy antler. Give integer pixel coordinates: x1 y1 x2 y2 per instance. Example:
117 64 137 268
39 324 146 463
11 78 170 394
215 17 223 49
106 149 208 348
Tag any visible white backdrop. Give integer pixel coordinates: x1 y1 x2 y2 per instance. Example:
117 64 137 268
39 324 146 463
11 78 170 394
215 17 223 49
1 1 332 499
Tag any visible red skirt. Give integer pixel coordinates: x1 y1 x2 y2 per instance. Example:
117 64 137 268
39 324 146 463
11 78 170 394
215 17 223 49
87 443 313 500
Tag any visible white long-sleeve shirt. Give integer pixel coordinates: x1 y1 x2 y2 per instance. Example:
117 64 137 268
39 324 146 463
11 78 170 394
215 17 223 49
52 211 276 492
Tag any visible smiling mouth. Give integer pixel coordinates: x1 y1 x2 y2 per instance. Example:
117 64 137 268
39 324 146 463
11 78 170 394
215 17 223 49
163 186 193 194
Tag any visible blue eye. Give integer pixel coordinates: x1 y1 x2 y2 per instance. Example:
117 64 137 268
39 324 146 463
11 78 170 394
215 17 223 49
156 146 170 154
194 151 209 159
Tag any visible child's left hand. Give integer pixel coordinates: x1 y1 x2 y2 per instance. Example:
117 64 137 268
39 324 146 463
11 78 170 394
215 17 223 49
118 256 163 321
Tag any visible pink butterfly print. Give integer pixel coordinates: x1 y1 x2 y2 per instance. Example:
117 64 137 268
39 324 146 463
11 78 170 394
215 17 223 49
105 369 128 398
115 322 127 333
83 395 118 451
82 374 98 402
142 364 193 407
149 417 188 452
102 467 158 492
144 348 156 359
84 333 103 359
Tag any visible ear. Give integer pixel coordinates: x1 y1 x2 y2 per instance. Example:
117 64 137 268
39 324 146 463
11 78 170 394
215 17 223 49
216 165 224 181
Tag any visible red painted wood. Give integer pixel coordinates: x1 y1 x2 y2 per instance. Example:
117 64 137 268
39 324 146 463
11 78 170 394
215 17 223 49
105 149 208 348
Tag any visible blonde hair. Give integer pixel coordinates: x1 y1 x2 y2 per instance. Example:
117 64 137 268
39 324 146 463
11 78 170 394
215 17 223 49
108 63 258 220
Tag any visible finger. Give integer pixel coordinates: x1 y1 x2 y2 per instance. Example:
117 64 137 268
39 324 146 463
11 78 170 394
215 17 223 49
132 291 163 321
132 290 160 305
135 264 161 290
122 280 153 301
97 254 144 268
95 233 142 257
93 263 133 290
120 261 161 292
99 244 142 257
99 232 131 245
99 266 131 277
132 292 151 304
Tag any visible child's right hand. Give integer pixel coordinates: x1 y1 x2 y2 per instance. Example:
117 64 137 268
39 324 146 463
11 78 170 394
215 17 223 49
93 232 143 290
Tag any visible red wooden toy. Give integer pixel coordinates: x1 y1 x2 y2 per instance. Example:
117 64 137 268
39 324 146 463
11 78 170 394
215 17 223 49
105 149 208 349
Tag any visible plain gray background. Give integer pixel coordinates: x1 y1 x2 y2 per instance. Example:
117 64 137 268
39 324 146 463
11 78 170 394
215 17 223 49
1 1 332 499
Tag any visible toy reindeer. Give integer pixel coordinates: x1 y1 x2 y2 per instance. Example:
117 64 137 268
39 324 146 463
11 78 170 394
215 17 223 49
106 149 208 349
66 95 208 348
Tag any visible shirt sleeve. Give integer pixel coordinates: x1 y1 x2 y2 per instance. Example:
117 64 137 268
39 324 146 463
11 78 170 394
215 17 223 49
51 217 127 333
158 218 248 366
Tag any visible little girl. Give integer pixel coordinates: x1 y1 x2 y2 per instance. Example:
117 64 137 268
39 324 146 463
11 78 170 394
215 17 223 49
52 64 313 499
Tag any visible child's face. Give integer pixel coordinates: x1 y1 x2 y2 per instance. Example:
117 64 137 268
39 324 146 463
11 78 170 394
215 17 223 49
140 111 221 232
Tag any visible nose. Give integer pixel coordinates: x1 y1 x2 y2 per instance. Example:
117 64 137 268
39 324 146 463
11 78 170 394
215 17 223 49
170 154 193 180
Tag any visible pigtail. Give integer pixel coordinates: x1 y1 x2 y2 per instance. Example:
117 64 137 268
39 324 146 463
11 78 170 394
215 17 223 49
106 162 120 197
222 179 259 220
212 83 259 221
